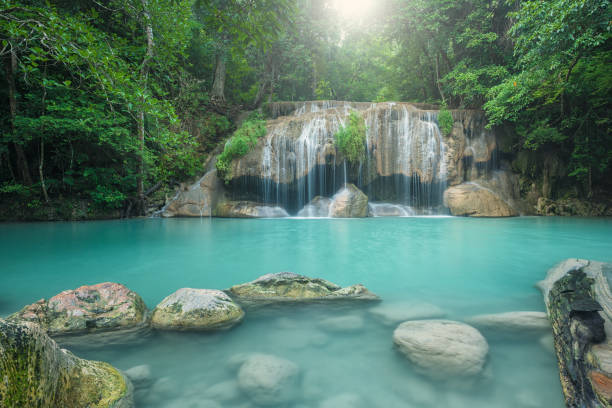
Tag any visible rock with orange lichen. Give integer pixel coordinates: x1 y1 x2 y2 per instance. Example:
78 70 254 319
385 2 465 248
8 282 148 336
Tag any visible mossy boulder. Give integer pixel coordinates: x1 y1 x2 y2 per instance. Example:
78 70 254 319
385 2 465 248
151 288 244 331
227 272 379 303
8 282 148 336
0 318 134 407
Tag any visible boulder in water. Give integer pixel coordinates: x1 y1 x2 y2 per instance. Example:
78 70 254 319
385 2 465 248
227 272 379 303
467 311 550 332
124 364 152 389
214 201 289 218
151 288 244 330
297 196 332 217
329 184 368 218
443 182 518 217
236 353 299 406
0 318 134 407
8 282 148 336
393 320 489 377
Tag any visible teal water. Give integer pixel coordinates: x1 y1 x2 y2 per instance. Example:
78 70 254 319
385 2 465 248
1 217 612 407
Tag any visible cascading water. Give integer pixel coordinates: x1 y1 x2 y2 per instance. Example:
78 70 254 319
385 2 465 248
226 101 500 216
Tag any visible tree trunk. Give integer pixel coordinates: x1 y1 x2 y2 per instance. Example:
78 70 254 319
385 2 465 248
137 0 154 216
435 54 446 105
5 49 32 185
211 51 226 102
39 69 49 203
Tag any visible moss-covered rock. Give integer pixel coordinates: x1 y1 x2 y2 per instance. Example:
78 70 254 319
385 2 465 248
8 282 148 336
151 288 244 331
0 318 133 407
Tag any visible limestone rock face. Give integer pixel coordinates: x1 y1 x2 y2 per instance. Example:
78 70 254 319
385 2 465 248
214 201 289 218
236 353 299 406
443 182 518 217
151 288 244 330
228 272 379 303
329 184 368 218
0 319 134 407
162 170 227 217
9 282 148 336
467 311 550 332
537 259 612 407
393 320 489 377
297 196 332 217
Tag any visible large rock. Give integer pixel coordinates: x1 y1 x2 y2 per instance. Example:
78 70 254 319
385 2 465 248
329 184 368 218
236 353 299 406
162 170 227 217
0 318 133 407
393 320 489 377
443 182 518 217
151 288 244 330
227 272 379 303
537 259 612 407
467 311 550 332
9 282 148 336
297 196 332 217
214 201 289 218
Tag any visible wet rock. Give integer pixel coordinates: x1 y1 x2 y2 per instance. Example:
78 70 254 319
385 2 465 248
393 320 489 377
329 184 368 218
237 353 299 406
8 282 148 336
536 197 612 217
214 201 289 218
443 182 518 217
467 311 550 332
228 272 379 303
151 288 244 330
319 393 365 408
0 318 134 407
203 379 242 402
297 196 332 217
318 315 364 332
368 301 445 325
537 259 612 407
162 169 227 217
124 364 152 389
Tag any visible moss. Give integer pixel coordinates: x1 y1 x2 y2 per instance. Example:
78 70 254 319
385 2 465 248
335 111 366 163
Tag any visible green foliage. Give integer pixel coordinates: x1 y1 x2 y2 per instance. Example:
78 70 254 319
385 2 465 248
314 80 333 100
216 114 267 182
335 111 366 163
437 107 454 136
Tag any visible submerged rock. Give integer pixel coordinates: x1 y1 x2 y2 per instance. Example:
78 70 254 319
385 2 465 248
318 315 364 332
237 353 300 406
227 272 379 303
368 301 446 325
124 364 152 389
467 311 550 332
151 288 244 330
8 282 148 336
393 320 489 377
214 201 289 218
0 318 134 407
319 393 365 408
537 259 612 407
297 196 332 217
329 184 368 218
443 182 518 217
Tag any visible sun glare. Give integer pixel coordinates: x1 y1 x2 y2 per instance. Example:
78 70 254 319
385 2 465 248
330 0 376 21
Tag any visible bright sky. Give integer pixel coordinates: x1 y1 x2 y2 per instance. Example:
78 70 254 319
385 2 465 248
330 0 377 21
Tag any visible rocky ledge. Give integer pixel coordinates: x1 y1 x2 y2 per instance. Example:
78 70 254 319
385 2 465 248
151 288 244 331
8 282 148 337
0 318 134 407
537 259 612 407
227 272 379 304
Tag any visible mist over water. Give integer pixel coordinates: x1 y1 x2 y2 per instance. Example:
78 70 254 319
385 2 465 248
2 217 611 407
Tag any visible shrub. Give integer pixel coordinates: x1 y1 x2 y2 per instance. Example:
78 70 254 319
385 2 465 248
335 111 366 163
438 105 454 136
216 114 267 183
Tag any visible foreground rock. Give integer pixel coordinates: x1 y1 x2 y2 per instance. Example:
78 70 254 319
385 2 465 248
228 272 379 304
393 320 488 377
0 319 134 407
443 182 518 217
151 288 244 330
214 201 289 218
237 353 299 406
329 184 368 218
467 311 550 332
537 259 612 407
9 282 148 336
369 301 445 325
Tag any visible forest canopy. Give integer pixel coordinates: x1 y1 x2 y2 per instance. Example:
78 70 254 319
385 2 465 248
1 0 610 219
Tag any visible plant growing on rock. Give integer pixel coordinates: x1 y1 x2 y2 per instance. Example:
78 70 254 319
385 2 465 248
216 113 267 183
335 111 367 163
438 105 454 136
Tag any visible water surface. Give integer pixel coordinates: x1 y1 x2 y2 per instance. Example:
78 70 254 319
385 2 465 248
2 217 612 407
